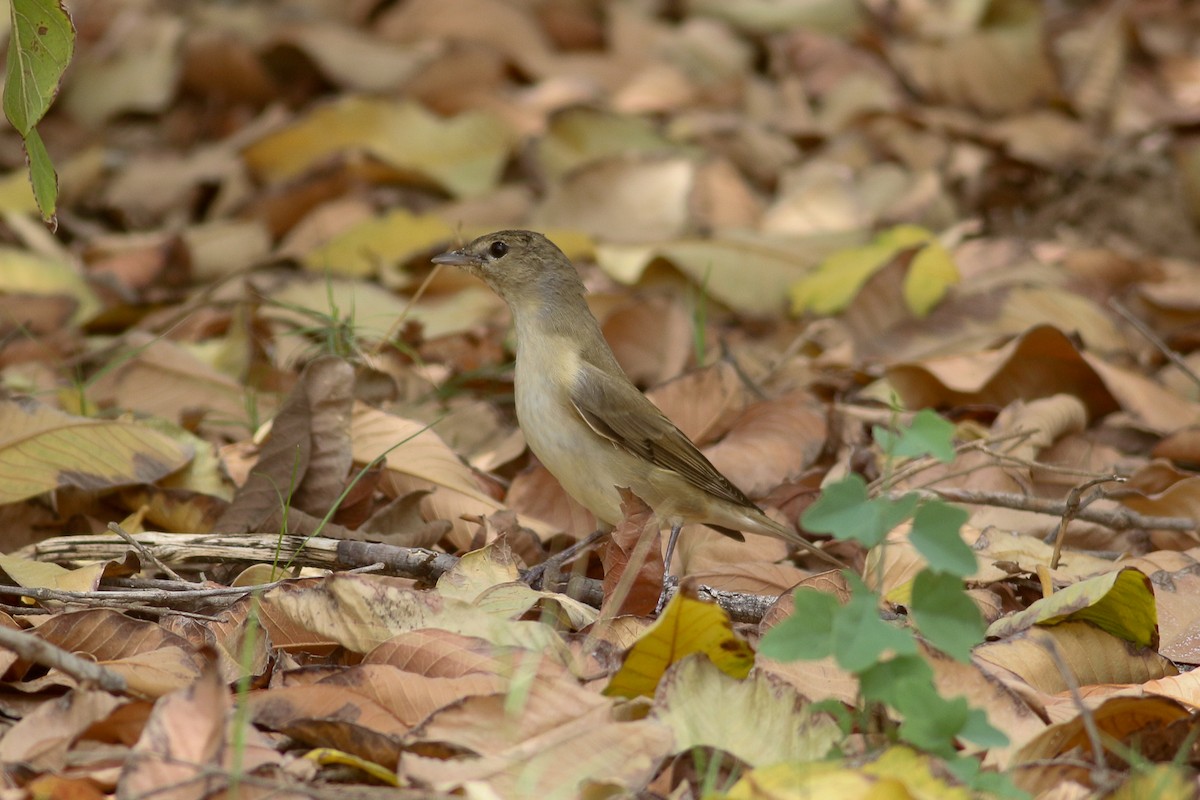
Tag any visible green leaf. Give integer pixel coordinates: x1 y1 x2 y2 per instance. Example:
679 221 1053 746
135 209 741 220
833 573 916 672
857 655 934 714
910 570 985 661
860 655 1005 758
4 0 74 134
956 707 1010 750
758 588 838 662
802 474 918 547
22 125 57 220
909 501 975 577
875 408 956 462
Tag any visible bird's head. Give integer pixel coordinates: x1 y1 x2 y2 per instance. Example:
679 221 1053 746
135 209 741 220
432 230 584 306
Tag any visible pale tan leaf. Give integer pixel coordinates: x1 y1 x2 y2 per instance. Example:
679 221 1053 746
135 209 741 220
656 656 839 766
243 97 514 198
404 679 672 797
0 690 124 770
532 156 696 243
0 397 193 504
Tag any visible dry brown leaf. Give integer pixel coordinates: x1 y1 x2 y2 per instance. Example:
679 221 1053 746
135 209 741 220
656 656 839 767
644 360 753 444
703 390 827 497
889 3 1056 115
920 644 1047 767
62 12 184 126
532 155 697 243
601 489 663 615
600 292 693 388
119 661 281 795
0 689 125 770
974 621 1176 696
273 23 442 93
87 334 260 436
403 678 672 796
1013 695 1191 765
365 628 573 682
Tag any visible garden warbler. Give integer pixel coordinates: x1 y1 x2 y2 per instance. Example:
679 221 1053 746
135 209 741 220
432 230 837 572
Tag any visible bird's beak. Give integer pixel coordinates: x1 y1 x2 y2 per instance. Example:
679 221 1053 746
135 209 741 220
431 248 482 268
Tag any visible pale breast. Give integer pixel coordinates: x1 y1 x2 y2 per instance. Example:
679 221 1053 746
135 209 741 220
513 333 627 525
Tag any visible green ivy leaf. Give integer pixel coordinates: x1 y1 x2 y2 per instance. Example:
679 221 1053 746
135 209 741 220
859 655 1005 758
833 573 917 672
802 475 918 547
909 500 975 577
957 706 1010 750
758 588 838 662
910 570 985 661
874 408 956 462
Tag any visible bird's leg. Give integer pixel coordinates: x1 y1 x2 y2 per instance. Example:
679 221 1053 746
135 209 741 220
522 525 611 590
656 522 684 613
663 522 683 580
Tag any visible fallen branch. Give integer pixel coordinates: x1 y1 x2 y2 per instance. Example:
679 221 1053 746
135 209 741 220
0 624 127 693
14 532 791 623
923 488 1198 532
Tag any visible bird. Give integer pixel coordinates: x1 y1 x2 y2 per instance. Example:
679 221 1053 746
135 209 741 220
431 230 838 582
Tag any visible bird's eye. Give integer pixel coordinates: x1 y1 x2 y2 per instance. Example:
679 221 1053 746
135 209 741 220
488 241 509 258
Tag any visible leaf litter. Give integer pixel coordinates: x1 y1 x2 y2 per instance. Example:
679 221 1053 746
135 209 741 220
1 0 1200 797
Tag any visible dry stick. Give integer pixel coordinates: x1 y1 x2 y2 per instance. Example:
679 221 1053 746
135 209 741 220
0 582 285 607
1050 476 1127 570
109 522 186 582
0 624 127 693
1109 296 1200 392
16 531 792 623
869 430 1036 495
1040 637 1109 776
923 487 1198 532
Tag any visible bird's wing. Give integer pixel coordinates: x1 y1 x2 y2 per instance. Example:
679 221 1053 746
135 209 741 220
569 360 757 510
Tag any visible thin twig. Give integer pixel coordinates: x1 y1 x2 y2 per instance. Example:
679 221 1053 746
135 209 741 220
869 430 1036 494
1041 637 1109 775
1051 476 1126 569
109 522 186 582
919 488 1198 533
1109 296 1200 392
11 531 808 622
0 624 127 693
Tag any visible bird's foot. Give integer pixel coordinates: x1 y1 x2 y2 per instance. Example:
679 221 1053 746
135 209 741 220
522 526 610 591
654 574 678 615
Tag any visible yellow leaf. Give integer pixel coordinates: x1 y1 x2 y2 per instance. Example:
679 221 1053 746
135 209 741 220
904 237 958 317
603 586 753 699
985 567 1158 649
595 233 858 316
301 210 453 277
789 224 958 317
304 747 399 784
243 97 513 198
863 747 972 799
789 240 891 314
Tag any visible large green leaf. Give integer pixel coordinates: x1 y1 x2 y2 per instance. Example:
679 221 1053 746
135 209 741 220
4 0 73 134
